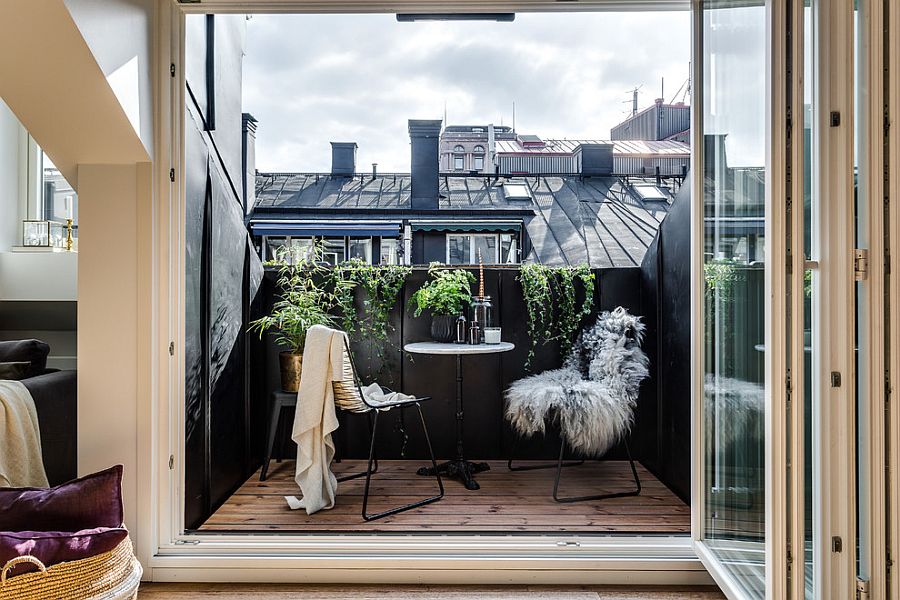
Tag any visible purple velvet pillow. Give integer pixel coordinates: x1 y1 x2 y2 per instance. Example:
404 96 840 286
0 465 124 532
0 527 129 577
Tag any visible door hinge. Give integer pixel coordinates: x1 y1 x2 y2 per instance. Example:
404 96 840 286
170 63 176 77
857 578 870 600
832 536 843 552
855 249 870 281
831 372 842 388
168 455 174 470
169 168 176 183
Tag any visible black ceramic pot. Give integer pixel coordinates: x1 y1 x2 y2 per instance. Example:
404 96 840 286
430 315 456 343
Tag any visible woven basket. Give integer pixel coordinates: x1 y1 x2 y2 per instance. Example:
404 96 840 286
0 536 141 600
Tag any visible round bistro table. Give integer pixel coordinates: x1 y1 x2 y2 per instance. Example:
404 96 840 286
403 341 515 490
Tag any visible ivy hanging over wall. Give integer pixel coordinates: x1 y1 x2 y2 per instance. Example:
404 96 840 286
330 259 411 381
518 263 596 369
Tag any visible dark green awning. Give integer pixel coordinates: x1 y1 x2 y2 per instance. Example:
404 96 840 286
411 220 521 233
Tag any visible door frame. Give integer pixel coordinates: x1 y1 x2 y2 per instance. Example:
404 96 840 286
143 0 714 584
889 2 900 596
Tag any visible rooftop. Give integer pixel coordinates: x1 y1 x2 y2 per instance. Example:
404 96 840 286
252 173 676 268
494 139 690 156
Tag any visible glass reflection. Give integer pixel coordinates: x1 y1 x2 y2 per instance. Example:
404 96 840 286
702 1 767 596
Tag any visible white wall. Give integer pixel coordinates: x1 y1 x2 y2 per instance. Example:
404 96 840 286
63 0 155 156
0 252 77 300
77 162 148 535
0 101 21 251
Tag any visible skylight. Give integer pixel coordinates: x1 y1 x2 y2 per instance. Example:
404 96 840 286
503 183 532 200
633 185 668 201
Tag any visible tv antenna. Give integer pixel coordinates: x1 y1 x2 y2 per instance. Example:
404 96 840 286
623 85 643 116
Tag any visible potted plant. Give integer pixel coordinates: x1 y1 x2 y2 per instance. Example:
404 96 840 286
409 263 475 342
249 245 336 392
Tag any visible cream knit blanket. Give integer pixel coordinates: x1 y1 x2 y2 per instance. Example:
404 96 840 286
285 325 342 514
0 380 49 488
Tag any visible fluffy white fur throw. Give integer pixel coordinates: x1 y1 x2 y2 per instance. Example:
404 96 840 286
505 307 649 457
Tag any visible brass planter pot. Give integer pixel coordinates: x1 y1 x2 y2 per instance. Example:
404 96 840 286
279 351 303 392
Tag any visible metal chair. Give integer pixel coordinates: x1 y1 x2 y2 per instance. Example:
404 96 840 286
331 335 444 521
508 422 641 503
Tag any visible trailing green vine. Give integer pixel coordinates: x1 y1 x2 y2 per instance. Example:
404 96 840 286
518 263 596 369
331 259 411 382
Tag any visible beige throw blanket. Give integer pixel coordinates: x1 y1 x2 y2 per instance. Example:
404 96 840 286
0 380 49 488
285 325 343 514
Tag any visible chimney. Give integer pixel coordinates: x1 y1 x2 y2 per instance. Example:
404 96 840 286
241 113 257 216
577 143 614 176
330 142 358 176
408 119 442 210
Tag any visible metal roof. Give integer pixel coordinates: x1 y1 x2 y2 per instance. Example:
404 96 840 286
494 139 690 156
251 172 677 269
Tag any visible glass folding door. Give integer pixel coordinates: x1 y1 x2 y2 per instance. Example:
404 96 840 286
692 1 781 597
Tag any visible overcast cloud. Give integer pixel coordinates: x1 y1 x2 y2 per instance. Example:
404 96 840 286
242 12 691 173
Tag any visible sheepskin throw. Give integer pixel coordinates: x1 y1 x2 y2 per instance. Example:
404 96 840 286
505 307 649 457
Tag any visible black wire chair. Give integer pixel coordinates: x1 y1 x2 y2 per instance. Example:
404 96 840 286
508 415 641 503
331 335 444 521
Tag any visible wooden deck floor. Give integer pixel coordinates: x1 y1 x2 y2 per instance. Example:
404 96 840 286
199 459 690 534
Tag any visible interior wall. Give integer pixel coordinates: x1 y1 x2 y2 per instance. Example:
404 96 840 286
0 73 77 372
76 161 149 535
63 0 155 155
0 101 22 252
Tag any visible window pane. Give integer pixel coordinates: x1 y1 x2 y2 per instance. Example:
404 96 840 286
42 154 77 233
474 155 484 170
473 235 497 264
500 233 518 264
379 238 400 265
265 236 287 262
447 235 470 265
322 237 346 266
348 237 372 263
701 1 767 597
453 155 464 170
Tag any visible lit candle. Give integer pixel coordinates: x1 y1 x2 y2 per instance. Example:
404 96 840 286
64 195 73 220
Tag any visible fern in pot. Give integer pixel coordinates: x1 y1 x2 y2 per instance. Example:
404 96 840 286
409 263 475 342
249 246 339 392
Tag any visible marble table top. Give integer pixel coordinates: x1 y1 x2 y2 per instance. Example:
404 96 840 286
403 341 515 355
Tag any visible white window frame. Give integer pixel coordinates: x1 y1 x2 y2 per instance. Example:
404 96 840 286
146 0 719 586
446 232 500 264
444 231 521 265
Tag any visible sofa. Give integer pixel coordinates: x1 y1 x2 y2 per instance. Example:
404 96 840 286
0 339 77 486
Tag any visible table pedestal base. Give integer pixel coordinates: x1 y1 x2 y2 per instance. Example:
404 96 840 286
417 459 490 491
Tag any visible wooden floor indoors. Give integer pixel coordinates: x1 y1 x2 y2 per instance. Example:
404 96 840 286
198 459 690 533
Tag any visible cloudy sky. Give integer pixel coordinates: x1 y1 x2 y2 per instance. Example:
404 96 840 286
242 12 691 173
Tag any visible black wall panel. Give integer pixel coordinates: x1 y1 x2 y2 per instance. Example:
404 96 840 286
206 160 252 508
640 181 692 503
257 266 648 464
184 14 264 529
183 124 210 530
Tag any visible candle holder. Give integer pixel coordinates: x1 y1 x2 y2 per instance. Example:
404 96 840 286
65 218 74 252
